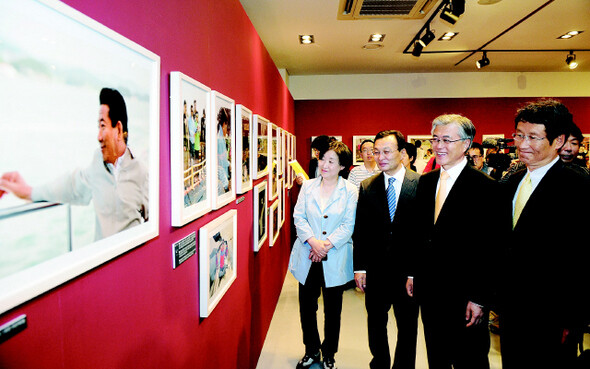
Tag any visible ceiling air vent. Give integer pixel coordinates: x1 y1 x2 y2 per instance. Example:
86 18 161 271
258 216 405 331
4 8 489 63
338 0 438 20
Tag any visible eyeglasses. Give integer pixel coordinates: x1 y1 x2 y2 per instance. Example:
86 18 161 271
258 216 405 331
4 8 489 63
429 137 466 145
512 133 546 143
372 149 397 157
361 149 374 154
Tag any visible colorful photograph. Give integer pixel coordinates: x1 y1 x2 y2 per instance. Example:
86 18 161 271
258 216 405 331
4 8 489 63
0 0 160 314
199 209 237 318
253 181 268 252
253 115 269 179
235 105 253 194
269 200 279 247
210 91 235 209
170 72 211 226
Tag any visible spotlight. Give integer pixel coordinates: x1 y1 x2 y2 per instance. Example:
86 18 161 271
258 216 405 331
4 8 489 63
440 0 465 25
412 40 424 57
566 51 578 69
418 28 435 48
299 35 314 44
476 51 490 69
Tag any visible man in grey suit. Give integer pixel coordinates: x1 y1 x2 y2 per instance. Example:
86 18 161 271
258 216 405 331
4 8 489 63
353 130 420 369
500 99 590 369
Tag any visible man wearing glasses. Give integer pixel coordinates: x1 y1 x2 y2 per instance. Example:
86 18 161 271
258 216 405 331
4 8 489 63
407 114 503 369
348 139 380 189
353 130 420 369
499 99 589 369
467 142 492 175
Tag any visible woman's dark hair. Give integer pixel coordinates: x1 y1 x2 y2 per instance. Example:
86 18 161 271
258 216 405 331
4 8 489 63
311 135 332 158
322 141 352 179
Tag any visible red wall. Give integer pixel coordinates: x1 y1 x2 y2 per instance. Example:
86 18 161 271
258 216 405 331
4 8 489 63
0 1 294 369
295 97 590 165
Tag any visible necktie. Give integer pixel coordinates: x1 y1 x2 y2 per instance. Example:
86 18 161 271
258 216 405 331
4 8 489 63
387 177 397 222
434 171 449 223
513 173 532 228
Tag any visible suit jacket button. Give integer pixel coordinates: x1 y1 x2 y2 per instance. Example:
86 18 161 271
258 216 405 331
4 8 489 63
324 215 328 219
322 231 327 235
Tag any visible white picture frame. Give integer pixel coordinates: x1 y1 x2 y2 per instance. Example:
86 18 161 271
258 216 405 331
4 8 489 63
235 105 253 194
209 91 236 209
170 72 212 226
268 123 279 201
199 209 237 318
253 181 268 252
252 114 269 179
0 0 160 314
269 201 280 247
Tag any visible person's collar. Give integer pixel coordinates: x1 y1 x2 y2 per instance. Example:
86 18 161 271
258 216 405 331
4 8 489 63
526 156 559 182
441 157 467 180
383 165 406 182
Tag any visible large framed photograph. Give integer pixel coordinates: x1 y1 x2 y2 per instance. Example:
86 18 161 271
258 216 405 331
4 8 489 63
235 105 253 194
408 135 434 174
0 0 160 314
252 115 269 179
269 200 280 247
253 181 268 252
268 123 279 201
209 91 236 209
352 135 375 166
199 209 237 318
170 72 211 226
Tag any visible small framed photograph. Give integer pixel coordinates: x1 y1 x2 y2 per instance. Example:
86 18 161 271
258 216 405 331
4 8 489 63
278 178 285 228
269 200 280 247
253 181 268 252
281 128 287 179
482 134 505 156
252 115 269 179
199 209 237 318
170 72 212 226
352 135 375 166
235 105 253 194
285 132 292 189
209 91 236 209
276 127 283 176
268 123 279 201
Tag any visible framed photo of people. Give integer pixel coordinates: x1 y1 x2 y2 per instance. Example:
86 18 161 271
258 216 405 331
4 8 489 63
268 123 279 201
253 181 268 252
352 135 375 166
252 114 269 179
235 105 253 194
276 127 284 176
170 72 212 227
0 0 160 314
209 91 236 209
199 209 237 318
269 200 280 247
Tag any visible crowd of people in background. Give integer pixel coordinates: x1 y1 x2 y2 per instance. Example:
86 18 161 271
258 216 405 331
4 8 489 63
289 98 589 369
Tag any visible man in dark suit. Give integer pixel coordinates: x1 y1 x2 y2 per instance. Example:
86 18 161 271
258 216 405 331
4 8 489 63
500 99 589 369
353 130 420 369
407 114 504 369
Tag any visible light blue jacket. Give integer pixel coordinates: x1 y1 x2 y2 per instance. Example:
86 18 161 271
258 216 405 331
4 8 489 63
289 176 358 287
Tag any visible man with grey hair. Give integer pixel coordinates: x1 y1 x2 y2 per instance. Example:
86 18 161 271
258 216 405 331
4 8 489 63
407 114 504 369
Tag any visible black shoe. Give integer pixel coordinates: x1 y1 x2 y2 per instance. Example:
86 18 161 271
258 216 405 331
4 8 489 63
296 352 321 369
323 356 337 369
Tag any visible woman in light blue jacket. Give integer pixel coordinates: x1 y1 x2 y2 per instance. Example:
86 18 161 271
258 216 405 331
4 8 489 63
289 141 358 369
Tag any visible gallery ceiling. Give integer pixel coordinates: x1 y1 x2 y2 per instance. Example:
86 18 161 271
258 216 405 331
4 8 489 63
239 0 590 75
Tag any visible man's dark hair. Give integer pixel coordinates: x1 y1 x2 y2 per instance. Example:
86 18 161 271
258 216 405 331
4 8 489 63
515 99 572 144
405 142 417 164
359 139 374 152
100 88 128 143
311 135 332 159
374 130 407 152
566 121 584 143
323 141 352 178
470 142 484 156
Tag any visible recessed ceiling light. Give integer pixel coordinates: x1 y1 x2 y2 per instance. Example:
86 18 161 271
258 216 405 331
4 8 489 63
299 35 314 44
369 33 385 43
558 30 583 39
438 32 458 41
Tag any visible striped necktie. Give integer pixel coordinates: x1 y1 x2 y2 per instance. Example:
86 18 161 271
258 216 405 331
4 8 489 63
434 171 449 223
387 177 397 222
513 173 532 228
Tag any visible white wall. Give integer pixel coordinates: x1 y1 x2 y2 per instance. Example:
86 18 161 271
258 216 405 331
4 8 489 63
289 72 590 100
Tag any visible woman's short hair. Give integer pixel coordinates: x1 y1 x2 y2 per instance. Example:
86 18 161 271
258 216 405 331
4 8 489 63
323 141 352 178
